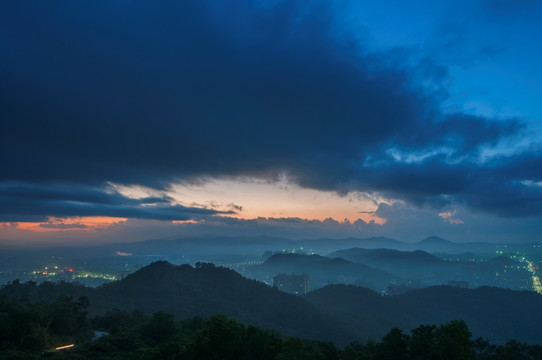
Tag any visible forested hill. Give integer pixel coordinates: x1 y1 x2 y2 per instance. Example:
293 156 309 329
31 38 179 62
304 284 542 344
93 261 354 343
328 248 442 266
0 261 356 344
2 261 542 345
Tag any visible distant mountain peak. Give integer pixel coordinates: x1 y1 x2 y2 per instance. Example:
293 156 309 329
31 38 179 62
147 260 175 268
418 236 454 245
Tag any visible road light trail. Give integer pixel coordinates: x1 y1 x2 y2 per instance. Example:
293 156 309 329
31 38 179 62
526 261 542 294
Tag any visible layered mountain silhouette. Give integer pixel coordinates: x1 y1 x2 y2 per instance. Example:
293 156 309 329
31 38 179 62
248 253 398 291
304 284 542 344
91 261 354 343
1 261 354 344
325 247 533 290
329 248 442 266
1 261 541 345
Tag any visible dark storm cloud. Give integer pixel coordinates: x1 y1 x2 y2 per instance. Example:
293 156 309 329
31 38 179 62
0 183 222 222
359 151 542 217
0 0 539 219
460 153 542 217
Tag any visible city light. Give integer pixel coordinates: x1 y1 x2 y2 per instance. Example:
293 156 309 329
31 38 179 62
524 259 542 295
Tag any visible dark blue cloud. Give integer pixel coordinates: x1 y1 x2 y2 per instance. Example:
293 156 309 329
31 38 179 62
0 0 539 220
0 183 222 222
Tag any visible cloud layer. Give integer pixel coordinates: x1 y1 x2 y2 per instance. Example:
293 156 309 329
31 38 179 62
1 0 541 223
0 183 220 222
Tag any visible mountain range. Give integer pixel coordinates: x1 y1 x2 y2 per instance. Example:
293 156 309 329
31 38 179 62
2 261 541 345
247 253 397 291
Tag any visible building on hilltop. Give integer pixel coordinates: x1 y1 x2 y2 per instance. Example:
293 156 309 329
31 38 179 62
273 273 309 295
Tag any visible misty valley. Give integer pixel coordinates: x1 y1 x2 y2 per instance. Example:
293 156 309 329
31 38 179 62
2 236 540 294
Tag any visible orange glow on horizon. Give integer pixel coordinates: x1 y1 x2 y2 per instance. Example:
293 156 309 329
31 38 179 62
1 216 127 232
166 178 389 226
0 178 390 236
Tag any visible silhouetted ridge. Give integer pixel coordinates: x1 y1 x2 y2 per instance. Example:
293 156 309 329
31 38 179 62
264 253 309 264
304 283 542 344
2 262 542 345
91 261 356 344
264 253 375 270
120 260 179 279
329 248 441 264
305 284 382 305
257 253 396 291
418 236 455 245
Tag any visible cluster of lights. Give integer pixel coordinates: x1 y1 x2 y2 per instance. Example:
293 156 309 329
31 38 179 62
219 260 264 268
72 271 118 281
509 255 542 295
29 265 74 277
280 247 316 255
28 265 121 283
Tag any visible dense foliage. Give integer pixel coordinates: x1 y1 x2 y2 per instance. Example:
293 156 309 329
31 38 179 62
0 294 93 359
304 284 542 344
0 262 354 344
1 295 541 360
2 262 542 346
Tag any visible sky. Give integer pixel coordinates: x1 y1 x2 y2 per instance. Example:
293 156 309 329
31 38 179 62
1 0 542 247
